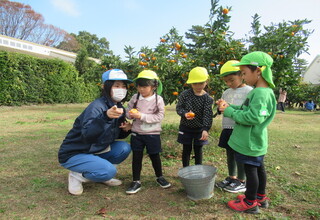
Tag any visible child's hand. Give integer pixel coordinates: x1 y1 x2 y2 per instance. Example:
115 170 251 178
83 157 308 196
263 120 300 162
119 121 132 132
129 108 141 119
216 99 225 106
107 105 124 118
216 99 229 112
185 111 195 120
218 101 229 112
199 130 209 141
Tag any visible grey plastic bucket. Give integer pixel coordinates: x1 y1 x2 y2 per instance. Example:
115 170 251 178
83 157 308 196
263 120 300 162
178 165 217 201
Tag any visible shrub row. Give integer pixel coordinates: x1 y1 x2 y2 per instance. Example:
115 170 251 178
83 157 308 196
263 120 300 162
0 51 99 105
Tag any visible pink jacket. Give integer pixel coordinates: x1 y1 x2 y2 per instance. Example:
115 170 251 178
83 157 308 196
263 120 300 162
278 88 287 102
127 93 165 135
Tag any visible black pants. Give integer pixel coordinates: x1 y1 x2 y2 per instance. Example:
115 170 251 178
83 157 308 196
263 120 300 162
279 102 285 112
132 151 162 181
244 162 267 201
182 144 203 167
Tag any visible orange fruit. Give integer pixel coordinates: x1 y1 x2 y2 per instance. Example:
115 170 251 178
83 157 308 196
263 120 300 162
182 54 187 58
187 112 195 118
291 32 295 36
129 108 139 114
160 38 166 42
172 91 179 96
151 57 156 61
140 53 146 57
139 61 144 66
222 8 229 14
210 63 216 67
175 42 181 50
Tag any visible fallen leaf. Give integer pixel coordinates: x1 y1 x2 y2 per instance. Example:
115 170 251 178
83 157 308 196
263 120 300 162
97 207 107 215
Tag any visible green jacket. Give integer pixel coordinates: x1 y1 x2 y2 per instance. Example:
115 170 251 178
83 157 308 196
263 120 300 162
223 87 276 157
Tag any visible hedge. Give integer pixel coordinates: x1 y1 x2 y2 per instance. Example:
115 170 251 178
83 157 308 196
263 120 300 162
0 51 99 105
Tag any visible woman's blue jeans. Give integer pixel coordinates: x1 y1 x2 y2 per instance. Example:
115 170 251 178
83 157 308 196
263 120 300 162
60 141 131 182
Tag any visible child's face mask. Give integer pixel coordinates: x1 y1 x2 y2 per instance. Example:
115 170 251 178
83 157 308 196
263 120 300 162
111 88 127 102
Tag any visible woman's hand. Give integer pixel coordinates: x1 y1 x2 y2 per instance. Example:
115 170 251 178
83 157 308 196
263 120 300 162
107 105 124 118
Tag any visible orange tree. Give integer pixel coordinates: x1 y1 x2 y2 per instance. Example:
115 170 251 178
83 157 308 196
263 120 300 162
98 0 314 107
106 27 192 105
247 14 313 90
184 0 247 100
136 28 190 105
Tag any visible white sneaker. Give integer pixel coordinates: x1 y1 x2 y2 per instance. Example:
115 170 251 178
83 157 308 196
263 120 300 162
103 178 122 186
68 171 89 195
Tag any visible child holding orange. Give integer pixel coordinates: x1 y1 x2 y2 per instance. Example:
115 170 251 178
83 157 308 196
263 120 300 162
215 60 252 193
125 70 171 194
217 51 277 214
176 67 213 167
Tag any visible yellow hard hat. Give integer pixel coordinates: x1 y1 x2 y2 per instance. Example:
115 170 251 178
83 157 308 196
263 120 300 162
220 60 240 77
134 70 159 80
186 67 209 84
134 70 163 95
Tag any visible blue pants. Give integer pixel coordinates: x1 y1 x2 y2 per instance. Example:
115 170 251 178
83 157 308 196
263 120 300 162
60 141 131 182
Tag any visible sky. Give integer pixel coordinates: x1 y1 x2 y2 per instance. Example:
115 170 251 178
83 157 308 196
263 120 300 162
13 0 320 65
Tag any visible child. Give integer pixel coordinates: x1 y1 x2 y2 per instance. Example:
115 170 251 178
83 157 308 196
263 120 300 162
58 69 132 196
217 51 276 214
215 60 252 193
176 67 213 167
125 70 171 194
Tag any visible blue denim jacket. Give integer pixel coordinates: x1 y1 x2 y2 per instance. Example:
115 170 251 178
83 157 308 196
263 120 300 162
58 96 130 163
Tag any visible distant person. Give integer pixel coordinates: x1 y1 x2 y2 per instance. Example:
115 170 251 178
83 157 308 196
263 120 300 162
176 67 213 167
305 100 315 111
125 70 171 194
217 51 277 214
58 69 132 196
215 60 253 193
278 88 287 112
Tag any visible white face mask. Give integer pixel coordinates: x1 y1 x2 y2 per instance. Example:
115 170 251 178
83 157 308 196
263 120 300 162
111 88 127 102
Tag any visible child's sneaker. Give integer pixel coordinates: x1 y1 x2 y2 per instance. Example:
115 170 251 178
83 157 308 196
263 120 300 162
237 194 270 208
126 181 141 194
216 176 233 189
224 179 246 193
227 198 260 214
156 176 171 188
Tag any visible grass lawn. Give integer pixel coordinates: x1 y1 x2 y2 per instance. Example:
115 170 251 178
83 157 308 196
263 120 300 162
0 104 319 219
